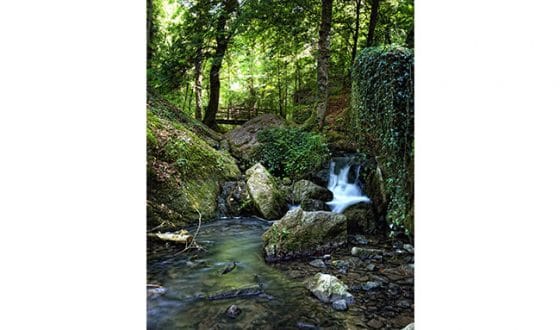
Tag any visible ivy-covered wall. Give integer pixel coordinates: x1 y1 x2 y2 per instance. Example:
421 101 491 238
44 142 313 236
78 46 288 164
351 46 414 236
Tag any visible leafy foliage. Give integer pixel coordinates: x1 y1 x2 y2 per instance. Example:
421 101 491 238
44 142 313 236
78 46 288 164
351 45 414 234
254 127 330 180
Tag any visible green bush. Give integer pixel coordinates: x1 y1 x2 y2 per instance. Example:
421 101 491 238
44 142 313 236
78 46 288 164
351 46 414 235
254 127 330 180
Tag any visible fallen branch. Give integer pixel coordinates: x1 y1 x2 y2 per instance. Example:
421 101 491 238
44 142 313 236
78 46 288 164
173 208 204 256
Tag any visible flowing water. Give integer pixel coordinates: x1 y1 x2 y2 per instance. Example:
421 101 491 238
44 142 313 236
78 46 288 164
326 158 371 213
147 217 346 329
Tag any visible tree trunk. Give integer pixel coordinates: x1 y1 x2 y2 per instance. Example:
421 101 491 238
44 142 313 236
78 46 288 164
351 0 362 65
194 46 203 120
316 0 333 130
366 0 381 47
147 0 154 64
406 26 414 49
202 0 238 129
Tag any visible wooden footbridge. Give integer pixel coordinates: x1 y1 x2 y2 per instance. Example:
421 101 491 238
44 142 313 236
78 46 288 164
215 107 269 125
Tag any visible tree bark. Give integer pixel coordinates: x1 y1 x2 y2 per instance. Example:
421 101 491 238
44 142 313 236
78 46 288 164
147 0 154 64
316 0 333 130
406 26 414 49
193 46 203 120
202 0 238 129
366 0 381 47
351 0 362 65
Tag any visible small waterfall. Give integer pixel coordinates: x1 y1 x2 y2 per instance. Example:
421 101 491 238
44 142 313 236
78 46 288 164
326 158 371 213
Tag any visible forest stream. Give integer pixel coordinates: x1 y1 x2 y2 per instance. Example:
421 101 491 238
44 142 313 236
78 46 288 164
148 158 413 329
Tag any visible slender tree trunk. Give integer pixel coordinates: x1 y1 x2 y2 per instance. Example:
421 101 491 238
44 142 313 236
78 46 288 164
202 0 238 129
203 45 225 129
316 0 333 130
277 61 283 117
406 26 414 49
351 0 362 64
147 0 154 65
193 47 203 120
366 0 381 47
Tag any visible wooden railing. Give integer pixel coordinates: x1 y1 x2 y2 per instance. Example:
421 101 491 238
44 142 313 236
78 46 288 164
215 107 270 125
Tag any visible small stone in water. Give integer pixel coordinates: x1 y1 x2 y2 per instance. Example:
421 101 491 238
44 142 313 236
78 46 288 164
403 244 414 253
361 281 382 291
350 234 368 245
322 254 331 260
225 304 241 319
296 321 319 329
366 264 376 271
332 299 348 311
309 259 327 268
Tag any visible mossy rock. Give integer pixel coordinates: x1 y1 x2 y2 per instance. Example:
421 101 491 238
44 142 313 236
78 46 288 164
147 96 241 229
245 163 287 219
262 208 347 262
292 180 333 203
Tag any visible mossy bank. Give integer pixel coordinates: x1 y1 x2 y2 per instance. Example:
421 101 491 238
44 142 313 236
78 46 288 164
147 93 240 229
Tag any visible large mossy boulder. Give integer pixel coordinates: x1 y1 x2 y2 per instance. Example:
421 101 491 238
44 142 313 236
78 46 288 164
224 114 285 162
351 46 414 235
262 208 347 262
246 163 286 219
147 97 240 229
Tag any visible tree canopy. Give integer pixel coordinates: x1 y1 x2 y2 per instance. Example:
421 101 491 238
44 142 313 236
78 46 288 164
147 0 414 127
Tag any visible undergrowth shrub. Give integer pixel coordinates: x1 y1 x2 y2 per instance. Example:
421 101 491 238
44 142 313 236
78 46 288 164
254 127 329 180
351 45 414 235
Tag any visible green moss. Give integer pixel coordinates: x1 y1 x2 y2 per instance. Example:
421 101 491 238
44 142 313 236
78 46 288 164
147 93 241 228
351 46 414 234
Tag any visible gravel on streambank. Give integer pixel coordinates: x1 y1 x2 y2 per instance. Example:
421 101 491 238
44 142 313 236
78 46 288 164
270 234 414 330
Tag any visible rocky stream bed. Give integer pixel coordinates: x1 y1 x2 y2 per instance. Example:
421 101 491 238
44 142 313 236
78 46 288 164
147 217 413 329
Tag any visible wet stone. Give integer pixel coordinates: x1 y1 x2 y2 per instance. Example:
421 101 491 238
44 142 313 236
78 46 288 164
367 318 384 329
332 299 348 311
225 304 241 319
403 244 414 253
366 264 376 271
397 299 412 309
296 321 319 330
362 281 382 291
388 283 401 296
349 234 369 245
309 259 327 268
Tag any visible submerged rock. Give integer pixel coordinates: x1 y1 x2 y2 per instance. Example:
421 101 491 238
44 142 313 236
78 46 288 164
296 321 319 330
262 208 347 262
207 284 263 300
225 304 242 319
305 273 354 305
246 163 287 219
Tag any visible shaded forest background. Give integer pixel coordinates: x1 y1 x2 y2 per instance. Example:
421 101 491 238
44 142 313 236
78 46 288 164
146 0 413 129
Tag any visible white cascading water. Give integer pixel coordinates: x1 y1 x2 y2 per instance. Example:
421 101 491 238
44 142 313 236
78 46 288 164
326 160 371 213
